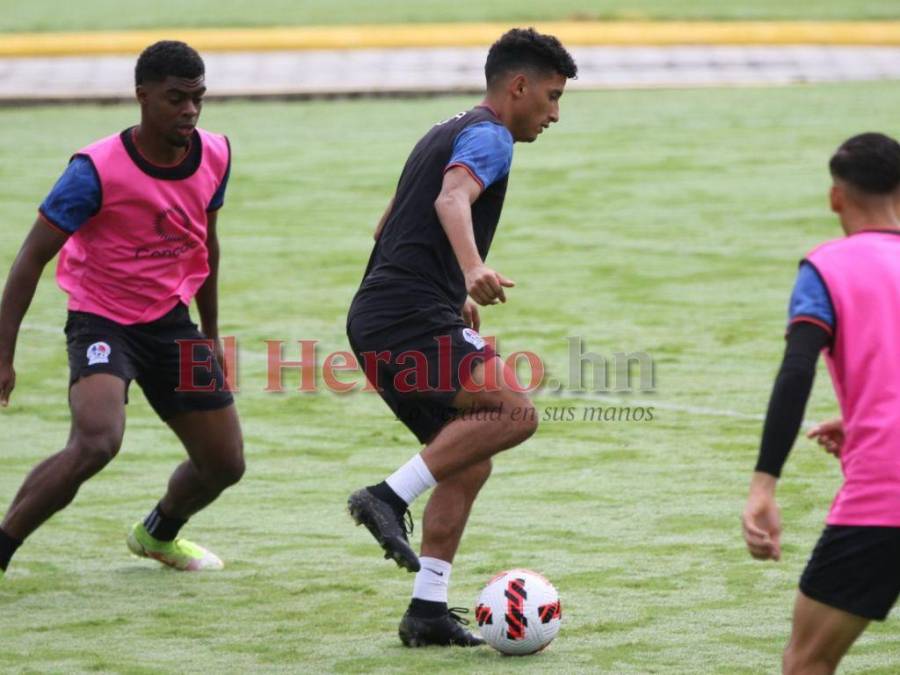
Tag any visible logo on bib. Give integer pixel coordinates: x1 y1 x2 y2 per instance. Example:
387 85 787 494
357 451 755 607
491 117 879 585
462 328 486 350
86 342 111 366
135 205 199 260
154 206 191 242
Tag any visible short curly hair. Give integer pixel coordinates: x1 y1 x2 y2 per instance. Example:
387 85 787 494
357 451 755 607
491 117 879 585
485 28 577 87
135 40 205 86
830 132 900 195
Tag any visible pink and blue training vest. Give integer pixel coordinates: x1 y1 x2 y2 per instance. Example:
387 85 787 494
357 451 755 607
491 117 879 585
47 127 230 325
805 231 900 526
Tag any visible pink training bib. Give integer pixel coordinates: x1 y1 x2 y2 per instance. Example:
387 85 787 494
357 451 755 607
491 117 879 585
806 231 900 526
56 127 230 325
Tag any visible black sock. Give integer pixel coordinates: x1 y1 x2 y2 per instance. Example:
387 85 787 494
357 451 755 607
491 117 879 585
366 482 408 518
408 598 447 619
143 503 187 542
0 528 22 571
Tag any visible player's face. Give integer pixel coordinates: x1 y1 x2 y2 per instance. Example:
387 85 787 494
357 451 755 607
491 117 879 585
512 72 567 143
137 75 206 148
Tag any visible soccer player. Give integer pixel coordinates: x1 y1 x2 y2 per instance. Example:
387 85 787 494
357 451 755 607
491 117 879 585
346 28 577 647
0 41 244 577
742 132 900 673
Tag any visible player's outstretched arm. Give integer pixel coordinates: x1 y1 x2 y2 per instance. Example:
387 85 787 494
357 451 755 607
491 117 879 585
435 166 514 306
0 218 68 406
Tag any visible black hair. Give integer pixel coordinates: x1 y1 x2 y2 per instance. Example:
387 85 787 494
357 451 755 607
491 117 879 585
485 28 577 87
135 40 205 86
829 132 900 195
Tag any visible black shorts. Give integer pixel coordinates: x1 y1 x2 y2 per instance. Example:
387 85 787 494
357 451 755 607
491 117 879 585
65 303 234 421
347 316 496 444
799 525 900 621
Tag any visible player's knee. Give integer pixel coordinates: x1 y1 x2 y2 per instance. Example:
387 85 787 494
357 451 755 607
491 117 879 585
782 646 797 674
782 643 834 675
507 399 538 445
783 647 809 675
521 403 539 438
471 459 493 489
204 439 245 489
68 432 122 477
220 452 246 488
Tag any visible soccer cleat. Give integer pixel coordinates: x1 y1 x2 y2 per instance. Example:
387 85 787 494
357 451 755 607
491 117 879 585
126 522 223 571
347 488 420 572
399 607 486 647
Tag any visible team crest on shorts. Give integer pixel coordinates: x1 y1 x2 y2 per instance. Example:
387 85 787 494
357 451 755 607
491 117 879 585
86 342 111 366
462 328 486 350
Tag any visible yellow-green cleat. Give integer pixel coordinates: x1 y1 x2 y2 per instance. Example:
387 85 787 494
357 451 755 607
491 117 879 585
126 522 223 571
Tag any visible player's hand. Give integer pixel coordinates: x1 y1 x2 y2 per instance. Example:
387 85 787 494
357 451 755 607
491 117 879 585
0 359 15 407
807 418 844 458
742 473 782 561
462 299 480 332
465 264 515 306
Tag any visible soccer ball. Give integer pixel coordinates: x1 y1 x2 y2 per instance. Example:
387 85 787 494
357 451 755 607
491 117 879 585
475 568 561 655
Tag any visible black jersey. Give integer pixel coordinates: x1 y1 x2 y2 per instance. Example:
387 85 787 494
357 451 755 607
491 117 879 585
349 106 511 334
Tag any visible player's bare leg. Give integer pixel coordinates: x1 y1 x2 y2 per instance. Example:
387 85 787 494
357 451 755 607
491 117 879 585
1 374 126 542
395 357 536 647
422 356 537 479
419 459 492 563
398 461 495 648
349 356 536 572
159 405 245 519
782 591 869 675
127 405 244 571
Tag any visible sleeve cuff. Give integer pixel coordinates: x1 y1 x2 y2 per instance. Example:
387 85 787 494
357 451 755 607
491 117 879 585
788 316 833 337
444 162 485 190
37 209 71 236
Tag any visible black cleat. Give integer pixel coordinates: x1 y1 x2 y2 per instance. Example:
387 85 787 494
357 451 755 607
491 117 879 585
347 488 420 572
399 607 486 648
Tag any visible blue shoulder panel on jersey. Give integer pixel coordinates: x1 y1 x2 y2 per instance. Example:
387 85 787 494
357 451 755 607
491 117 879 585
39 155 101 234
788 262 835 332
446 121 513 190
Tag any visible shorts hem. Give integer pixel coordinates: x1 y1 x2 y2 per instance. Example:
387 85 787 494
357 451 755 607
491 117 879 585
156 395 236 422
70 368 132 389
799 582 888 622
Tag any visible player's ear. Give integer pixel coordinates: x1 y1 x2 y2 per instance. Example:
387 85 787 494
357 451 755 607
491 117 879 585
135 84 148 106
509 73 528 99
829 183 843 214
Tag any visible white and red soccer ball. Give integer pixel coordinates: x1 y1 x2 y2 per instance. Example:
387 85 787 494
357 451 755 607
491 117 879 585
475 568 561 655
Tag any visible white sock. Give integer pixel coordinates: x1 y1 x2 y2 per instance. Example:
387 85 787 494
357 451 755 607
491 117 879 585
385 454 436 505
412 556 452 603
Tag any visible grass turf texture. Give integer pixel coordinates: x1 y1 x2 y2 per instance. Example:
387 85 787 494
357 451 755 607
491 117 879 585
0 0 899 32
2 84 900 672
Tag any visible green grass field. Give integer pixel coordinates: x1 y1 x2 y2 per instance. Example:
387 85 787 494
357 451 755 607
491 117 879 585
2 84 900 672
0 0 899 32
